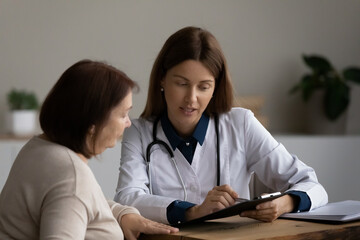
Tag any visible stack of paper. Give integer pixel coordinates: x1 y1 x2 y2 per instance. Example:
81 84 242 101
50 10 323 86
281 200 360 223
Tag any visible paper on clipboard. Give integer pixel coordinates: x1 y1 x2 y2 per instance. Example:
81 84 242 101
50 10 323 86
174 192 286 226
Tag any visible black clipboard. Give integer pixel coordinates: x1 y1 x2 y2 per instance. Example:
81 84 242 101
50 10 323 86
174 192 286 226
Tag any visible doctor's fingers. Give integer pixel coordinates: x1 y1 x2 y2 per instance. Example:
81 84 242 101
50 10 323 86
200 199 228 214
240 208 279 222
206 193 235 208
208 189 237 205
240 202 280 222
213 184 239 199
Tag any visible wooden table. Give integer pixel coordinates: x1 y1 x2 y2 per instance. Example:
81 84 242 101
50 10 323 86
139 216 360 240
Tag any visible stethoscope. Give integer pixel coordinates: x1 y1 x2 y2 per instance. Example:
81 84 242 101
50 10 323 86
145 114 220 201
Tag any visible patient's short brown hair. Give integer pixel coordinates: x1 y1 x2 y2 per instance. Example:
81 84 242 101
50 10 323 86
40 59 138 158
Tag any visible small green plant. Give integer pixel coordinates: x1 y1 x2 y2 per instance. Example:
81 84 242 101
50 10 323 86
289 54 360 121
7 89 39 110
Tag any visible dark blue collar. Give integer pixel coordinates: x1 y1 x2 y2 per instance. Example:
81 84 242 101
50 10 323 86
160 113 209 151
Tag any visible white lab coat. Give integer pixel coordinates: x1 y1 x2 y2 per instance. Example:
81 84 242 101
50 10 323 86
115 108 328 224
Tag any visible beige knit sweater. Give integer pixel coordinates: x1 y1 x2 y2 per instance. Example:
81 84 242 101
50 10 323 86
0 136 139 239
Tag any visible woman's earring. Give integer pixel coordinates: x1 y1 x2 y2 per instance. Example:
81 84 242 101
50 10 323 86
161 88 164 92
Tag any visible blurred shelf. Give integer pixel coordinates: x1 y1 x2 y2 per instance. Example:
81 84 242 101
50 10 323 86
0 134 33 141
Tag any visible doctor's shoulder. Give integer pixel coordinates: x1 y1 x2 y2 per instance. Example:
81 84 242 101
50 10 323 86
218 107 268 137
132 117 155 132
219 107 253 125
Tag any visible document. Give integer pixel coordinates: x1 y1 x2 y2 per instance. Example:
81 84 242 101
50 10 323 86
280 200 360 223
175 192 286 226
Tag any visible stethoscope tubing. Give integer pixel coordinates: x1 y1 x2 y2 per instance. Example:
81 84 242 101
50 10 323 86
145 115 220 201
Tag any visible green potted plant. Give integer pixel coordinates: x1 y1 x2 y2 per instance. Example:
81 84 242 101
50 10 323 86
6 89 40 136
289 54 360 134
290 54 360 121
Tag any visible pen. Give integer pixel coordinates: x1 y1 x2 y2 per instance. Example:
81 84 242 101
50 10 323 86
255 192 282 200
235 197 249 203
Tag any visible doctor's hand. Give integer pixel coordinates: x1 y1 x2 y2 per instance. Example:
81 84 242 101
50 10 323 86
120 213 179 240
185 184 239 221
240 194 298 222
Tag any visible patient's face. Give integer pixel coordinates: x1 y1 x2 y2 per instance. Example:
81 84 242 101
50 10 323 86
93 91 132 155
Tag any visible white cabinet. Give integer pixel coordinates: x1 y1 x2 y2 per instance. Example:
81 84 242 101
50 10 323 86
0 140 27 191
273 135 360 202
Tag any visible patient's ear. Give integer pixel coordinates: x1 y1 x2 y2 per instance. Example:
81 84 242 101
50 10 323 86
89 125 95 136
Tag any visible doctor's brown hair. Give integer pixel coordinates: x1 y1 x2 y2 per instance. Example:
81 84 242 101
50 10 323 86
141 26 234 119
40 60 138 158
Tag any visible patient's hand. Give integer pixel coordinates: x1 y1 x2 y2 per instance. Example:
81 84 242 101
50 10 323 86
120 213 179 240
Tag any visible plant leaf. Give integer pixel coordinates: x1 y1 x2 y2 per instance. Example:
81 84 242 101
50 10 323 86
301 75 316 101
343 67 360 84
300 75 325 102
324 78 350 121
303 55 333 74
7 89 39 110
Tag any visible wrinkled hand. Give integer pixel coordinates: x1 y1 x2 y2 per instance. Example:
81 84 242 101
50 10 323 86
240 194 297 222
120 213 179 240
185 184 238 221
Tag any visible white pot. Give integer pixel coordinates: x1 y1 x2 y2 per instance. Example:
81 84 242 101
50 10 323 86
6 110 38 136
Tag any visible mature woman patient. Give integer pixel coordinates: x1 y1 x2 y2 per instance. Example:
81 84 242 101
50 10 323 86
0 60 178 239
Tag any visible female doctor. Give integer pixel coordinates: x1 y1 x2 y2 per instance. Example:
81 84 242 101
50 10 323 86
115 26 328 225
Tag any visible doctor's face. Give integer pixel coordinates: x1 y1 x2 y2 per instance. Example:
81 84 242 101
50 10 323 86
92 91 133 155
161 60 215 137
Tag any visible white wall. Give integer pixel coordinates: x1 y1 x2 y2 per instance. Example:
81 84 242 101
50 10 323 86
1 0 360 133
